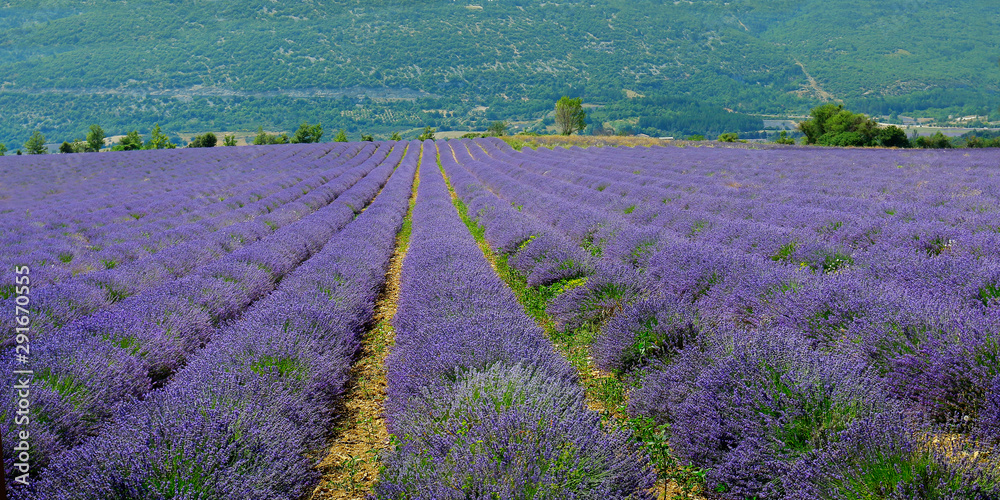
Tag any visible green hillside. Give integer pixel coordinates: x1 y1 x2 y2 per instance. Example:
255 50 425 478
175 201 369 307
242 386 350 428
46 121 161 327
1 0 997 144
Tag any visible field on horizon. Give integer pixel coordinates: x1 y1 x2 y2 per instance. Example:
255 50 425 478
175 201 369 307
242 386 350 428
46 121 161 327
2 140 1000 499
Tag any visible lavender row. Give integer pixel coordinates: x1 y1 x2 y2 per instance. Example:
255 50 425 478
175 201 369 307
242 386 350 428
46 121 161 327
20 142 421 499
1 143 390 347
478 145 1000 431
2 144 362 287
463 142 1000 497
439 141 593 287
376 141 652 498
505 145 1000 276
462 143 1000 338
528 143 999 223
1 143 405 485
0 144 290 217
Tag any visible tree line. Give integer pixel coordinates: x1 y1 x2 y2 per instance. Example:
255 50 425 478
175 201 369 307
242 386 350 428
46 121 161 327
2 100 995 155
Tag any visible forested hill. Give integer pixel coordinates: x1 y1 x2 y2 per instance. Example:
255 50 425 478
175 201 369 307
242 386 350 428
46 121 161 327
1 0 997 143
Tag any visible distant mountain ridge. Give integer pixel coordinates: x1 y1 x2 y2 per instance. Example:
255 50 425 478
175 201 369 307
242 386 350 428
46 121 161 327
0 0 996 143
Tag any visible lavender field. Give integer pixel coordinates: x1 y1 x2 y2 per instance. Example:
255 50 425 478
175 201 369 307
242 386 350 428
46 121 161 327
3 139 999 499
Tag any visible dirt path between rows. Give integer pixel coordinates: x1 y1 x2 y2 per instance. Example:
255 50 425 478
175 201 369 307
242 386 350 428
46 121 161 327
308 148 421 500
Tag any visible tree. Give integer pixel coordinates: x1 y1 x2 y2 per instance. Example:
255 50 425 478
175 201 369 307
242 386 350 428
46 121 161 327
145 124 176 149
333 129 348 142
59 140 86 153
361 133 374 142
554 96 586 135
86 124 105 152
114 130 144 151
798 104 889 147
291 122 323 143
188 132 217 148
0 143 6 156
914 131 954 149
774 131 796 145
487 121 508 137
24 131 47 154
389 131 402 141
253 126 289 145
875 126 910 148
223 135 238 146
417 126 435 141
717 132 739 142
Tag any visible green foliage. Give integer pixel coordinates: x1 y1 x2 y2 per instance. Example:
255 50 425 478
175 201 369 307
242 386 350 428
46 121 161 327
687 135 705 141
187 132 217 148
799 104 878 146
717 132 739 142
799 104 915 148
874 125 910 148
417 126 435 141
0 1 997 145
627 417 707 499
113 130 144 151
0 143 6 156
360 133 374 142
914 131 954 149
555 96 586 135
145 124 176 149
774 130 796 145
58 139 87 153
253 126 289 145
389 131 402 141
486 120 508 137
332 129 348 142
290 122 323 143
86 124 105 152
24 130 47 154
222 134 237 146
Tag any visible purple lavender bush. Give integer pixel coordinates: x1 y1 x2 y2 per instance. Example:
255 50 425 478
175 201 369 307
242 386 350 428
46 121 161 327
631 329 892 499
378 363 654 499
787 413 999 500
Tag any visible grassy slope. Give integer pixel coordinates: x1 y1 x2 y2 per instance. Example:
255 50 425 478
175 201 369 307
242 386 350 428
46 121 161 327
0 0 996 143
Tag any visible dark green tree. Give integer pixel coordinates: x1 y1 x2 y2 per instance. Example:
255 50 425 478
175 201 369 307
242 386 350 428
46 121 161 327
798 104 843 145
86 124 105 152
361 133 374 142
717 132 739 142
24 131 47 154
914 131 954 149
798 104 887 147
60 140 88 153
0 143 7 156
554 96 586 135
389 131 402 141
188 132 218 148
333 129 348 142
291 122 324 143
875 126 910 148
487 120 508 137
